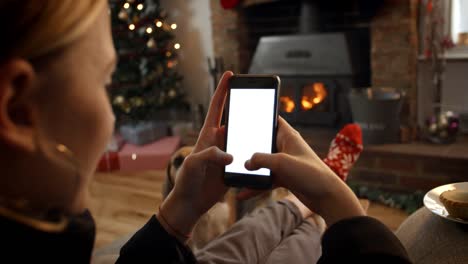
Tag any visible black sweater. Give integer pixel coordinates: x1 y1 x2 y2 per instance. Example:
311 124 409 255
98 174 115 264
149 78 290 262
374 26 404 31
117 215 412 263
0 211 411 263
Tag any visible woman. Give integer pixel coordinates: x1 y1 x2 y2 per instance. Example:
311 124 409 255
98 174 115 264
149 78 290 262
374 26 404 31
0 1 410 263
0 0 115 262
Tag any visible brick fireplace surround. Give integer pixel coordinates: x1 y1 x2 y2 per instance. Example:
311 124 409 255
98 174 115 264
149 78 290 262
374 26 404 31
209 0 467 192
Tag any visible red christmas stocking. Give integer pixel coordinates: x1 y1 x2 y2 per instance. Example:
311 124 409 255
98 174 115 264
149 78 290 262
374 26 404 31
323 124 363 181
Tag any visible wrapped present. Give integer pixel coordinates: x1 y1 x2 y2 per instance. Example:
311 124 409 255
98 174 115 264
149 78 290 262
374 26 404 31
120 121 169 145
107 134 125 152
97 151 120 172
119 136 181 171
152 121 169 141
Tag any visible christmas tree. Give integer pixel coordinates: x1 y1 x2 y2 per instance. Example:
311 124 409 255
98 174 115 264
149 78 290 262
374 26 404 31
109 0 186 126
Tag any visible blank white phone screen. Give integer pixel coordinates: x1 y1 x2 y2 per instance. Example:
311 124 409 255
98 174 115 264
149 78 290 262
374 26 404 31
225 88 275 176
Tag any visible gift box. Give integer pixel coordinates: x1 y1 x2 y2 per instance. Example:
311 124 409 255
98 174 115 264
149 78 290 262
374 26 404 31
97 151 120 172
120 121 169 145
107 134 125 152
118 136 181 171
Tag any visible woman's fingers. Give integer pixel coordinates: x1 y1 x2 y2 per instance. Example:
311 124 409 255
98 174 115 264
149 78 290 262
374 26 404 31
194 125 226 153
215 125 226 149
276 116 300 143
204 71 234 128
277 116 297 135
188 146 233 168
276 116 311 154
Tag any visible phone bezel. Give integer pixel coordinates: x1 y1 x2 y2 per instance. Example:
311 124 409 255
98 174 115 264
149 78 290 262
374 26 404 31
223 74 280 189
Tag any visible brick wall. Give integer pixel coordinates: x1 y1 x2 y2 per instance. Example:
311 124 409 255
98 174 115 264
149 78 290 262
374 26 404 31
370 0 419 123
209 0 244 73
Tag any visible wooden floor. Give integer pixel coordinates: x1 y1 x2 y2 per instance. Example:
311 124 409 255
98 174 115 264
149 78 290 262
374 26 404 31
89 170 410 249
89 171 166 248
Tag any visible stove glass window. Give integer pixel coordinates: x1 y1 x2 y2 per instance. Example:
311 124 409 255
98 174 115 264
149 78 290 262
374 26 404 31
301 82 328 112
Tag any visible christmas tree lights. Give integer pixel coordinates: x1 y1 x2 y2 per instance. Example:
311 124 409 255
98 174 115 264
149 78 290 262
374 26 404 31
109 0 186 125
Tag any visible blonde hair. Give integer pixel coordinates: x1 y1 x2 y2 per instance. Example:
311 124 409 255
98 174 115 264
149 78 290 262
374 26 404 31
0 0 107 62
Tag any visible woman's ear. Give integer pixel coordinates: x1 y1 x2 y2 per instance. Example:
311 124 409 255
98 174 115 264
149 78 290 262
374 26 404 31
0 59 38 153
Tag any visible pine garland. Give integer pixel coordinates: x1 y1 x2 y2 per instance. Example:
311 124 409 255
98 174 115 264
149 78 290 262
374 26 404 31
348 182 424 214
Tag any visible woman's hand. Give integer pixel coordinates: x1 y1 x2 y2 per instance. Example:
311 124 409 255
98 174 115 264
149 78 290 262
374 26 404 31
158 72 234 241
244 117 365 226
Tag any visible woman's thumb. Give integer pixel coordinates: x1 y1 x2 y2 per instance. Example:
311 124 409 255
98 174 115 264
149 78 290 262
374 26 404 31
245 152 281 172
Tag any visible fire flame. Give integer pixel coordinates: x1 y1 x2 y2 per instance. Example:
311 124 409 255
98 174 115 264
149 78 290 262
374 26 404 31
301 83 327 111
280 83 327 113
280 96 295 113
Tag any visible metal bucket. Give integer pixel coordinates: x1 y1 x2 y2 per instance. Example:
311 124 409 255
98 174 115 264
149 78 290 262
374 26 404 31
349 88 403 145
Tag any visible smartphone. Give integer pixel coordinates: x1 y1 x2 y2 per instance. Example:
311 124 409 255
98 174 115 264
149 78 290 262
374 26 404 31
224 74 280 189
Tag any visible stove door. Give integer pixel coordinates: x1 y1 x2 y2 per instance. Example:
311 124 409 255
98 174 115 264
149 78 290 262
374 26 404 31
279 78 338 126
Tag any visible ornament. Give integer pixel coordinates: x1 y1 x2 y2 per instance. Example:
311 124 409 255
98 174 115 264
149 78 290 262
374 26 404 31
156 65 164 74
130 97 144 107
113 95 125 105
123 103 131 114
118 9 129 20
426 0 433 13
221 0 240 9
147 38 156 48
168 89 176 98
162 23 171 31
424 111 460 144
159 92 166 104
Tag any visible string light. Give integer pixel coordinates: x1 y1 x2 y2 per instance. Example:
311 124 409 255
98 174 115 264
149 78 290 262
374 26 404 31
171 23 177 30
166 51 172 57
174 43 181 49
146 27 153 34
155 21 163 27
129 24 135 30
123 2 130 9
137 3 144 10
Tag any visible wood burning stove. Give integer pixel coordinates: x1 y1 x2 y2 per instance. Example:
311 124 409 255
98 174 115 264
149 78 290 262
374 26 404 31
249 33 370 127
